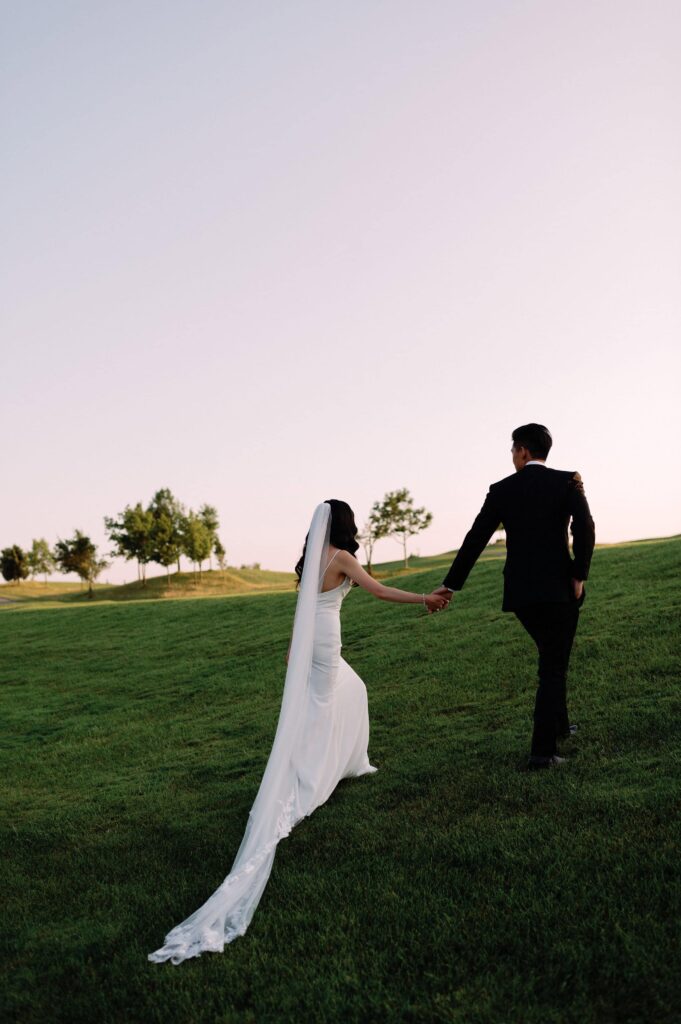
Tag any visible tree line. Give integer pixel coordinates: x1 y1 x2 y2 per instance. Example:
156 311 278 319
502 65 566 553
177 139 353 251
0 488 225 597
1 486 434 596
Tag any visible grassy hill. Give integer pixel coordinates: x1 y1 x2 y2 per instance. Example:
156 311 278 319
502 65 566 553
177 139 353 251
3 537 667 607
1 537 680 1023
0 542 506 607
0 565 296 605
0 554 469 608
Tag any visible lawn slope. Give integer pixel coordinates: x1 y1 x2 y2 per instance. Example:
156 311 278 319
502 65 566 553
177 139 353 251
1 537 680 1024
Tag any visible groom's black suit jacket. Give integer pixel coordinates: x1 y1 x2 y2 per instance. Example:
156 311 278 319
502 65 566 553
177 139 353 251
442 465 595 612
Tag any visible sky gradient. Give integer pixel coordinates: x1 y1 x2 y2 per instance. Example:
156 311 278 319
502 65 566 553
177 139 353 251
2 1 680 583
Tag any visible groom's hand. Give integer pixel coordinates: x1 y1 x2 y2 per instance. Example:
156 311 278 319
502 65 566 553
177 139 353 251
572 578 584 600
430 586 454 609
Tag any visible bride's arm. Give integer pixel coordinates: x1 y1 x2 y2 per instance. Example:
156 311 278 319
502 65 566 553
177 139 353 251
335 551 446 612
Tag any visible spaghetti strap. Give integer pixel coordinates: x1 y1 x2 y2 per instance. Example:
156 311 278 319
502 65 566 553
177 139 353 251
324 549 341 572
318 549 343 591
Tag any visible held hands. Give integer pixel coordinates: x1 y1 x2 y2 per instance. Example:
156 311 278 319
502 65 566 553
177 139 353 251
424 592 448 614
427 586 454 614
423 587 454 614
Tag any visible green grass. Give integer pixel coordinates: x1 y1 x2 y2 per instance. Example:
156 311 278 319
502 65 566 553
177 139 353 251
368 544 505 577
1 538 680 1023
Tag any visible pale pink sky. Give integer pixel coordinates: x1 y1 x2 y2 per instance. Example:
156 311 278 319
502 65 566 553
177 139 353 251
2 1 680 583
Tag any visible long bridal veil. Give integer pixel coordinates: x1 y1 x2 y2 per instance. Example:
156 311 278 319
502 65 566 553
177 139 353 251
148 502 332 964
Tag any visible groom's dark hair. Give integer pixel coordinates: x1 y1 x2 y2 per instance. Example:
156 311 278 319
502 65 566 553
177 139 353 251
512 423 553 459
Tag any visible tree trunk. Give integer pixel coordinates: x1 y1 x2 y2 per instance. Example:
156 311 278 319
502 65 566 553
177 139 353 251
403 536 409 569
88 579 94 599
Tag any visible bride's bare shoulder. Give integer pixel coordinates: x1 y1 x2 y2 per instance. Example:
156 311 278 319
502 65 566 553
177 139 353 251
334 550 384 595
334 548 357 566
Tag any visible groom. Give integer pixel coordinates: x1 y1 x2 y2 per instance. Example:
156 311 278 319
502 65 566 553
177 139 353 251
432 423 595 769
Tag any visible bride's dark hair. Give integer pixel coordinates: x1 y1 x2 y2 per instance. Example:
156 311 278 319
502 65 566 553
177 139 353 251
294 499 359 587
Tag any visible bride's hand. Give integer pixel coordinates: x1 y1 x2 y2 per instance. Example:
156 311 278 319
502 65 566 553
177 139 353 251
424 593 447 613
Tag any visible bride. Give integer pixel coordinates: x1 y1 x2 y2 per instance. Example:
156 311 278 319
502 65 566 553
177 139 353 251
149 499 446 964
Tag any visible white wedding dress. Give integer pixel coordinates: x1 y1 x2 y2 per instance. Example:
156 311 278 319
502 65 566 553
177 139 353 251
149 504 377 964
293 571 377 810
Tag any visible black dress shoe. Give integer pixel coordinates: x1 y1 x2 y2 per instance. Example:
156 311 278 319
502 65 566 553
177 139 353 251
527 755 567 770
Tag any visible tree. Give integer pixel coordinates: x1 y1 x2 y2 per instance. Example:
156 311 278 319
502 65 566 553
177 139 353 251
370 488 433 569
198 504 219 570
53 531 109 598
27 539 54 582
148 488 184 583
1 545 29 583
358 520 379 575
104 503 154 584
214 536 227 571
182 510 213 580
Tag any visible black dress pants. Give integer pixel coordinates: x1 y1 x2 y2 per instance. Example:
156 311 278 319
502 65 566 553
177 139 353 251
515 597 583 758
